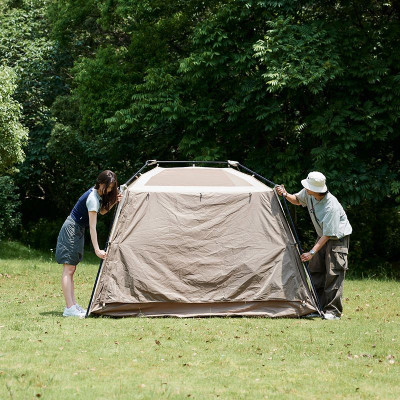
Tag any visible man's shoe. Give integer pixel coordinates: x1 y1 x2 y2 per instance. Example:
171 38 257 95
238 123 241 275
76 304 87 315
323 312 340 320
304 312 322 318
63 305 85 318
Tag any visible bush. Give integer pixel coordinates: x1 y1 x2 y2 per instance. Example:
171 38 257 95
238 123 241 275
0 176 21 240
20 217 64 251
19 212 113 253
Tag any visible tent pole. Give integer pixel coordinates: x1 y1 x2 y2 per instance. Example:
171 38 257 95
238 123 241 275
124 160 151 186
236 163 276 187
238 163 323 315
86 161 150 317
280 195 324 315
153 160 228 166
125 160 230 187
85 206 118 318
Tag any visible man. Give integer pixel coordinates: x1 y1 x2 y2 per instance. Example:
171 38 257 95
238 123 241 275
276 171 352 320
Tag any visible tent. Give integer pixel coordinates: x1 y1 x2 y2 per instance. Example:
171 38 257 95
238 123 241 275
87 161 320 318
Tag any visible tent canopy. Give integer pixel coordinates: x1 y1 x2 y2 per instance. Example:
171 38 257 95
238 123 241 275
87 164 318 318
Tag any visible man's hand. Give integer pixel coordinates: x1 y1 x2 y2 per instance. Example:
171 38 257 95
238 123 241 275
95 249 107 259
275 185 301 206
117 193 123 202
275 185 287 197
301 252 313 262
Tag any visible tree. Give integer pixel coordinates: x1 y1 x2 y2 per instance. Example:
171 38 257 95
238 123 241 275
0 65 27 240
0 0 70 220
5 0 399 271
0 66 28 173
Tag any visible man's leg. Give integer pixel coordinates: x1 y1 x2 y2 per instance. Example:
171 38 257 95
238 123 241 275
323 236 350 317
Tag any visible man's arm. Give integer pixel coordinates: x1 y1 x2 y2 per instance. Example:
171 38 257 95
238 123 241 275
275 185 301 206
300 235 330 262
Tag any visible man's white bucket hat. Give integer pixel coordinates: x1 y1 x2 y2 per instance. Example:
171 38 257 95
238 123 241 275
301 171 328 193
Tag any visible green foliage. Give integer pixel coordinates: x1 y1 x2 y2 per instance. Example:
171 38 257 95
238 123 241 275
0 176 21 240
254 18 342 94
0 0 74 244
0 66 28 173
1 0 399 272
20 217 63 250
19 213 110 254
252 5 400 205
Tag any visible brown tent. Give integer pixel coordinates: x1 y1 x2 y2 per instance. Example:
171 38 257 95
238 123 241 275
87 162 319 318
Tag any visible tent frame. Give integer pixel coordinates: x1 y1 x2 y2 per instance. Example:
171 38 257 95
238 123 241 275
86 160 323 317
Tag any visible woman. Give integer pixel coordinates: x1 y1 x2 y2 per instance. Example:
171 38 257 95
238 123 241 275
56 170 121 317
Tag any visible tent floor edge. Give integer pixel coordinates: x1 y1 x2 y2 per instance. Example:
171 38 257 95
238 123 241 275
89 300 317 318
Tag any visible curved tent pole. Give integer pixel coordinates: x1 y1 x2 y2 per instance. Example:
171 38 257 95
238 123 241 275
153 160 228 165
280 193 323 314
237 162 323 315
235 163 277 187
125 160 232 186
85 206 118 318
148 160 229 169
124 160 152 186
86 160 151 317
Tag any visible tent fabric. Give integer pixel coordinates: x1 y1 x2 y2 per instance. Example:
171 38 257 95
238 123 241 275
144 167 252 187
129 167 268 193
88 166 317 317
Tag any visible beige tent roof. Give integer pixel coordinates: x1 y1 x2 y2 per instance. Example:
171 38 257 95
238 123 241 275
131 166 269 192
88 166 318 317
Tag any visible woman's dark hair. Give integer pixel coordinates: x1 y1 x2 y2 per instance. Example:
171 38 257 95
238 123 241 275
94 170 118 211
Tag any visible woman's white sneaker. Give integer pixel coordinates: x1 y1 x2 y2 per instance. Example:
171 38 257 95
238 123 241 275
75 304 87 315
63 305 85 318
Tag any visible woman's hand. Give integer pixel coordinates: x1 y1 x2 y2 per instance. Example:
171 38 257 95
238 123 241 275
95 249 107 259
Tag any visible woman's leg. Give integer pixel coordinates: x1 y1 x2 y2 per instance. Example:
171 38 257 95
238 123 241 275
71 270 77 305
62 264 76 308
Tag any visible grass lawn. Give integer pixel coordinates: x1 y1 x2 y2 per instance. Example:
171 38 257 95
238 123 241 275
0 241 399 399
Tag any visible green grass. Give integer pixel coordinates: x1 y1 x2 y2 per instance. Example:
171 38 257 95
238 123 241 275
0 241 399 399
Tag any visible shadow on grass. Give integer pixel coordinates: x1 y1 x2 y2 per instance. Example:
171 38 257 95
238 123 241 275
40 311 63 317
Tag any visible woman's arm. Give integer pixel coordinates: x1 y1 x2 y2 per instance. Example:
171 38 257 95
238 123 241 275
99 193 123 215
88 211 106 259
